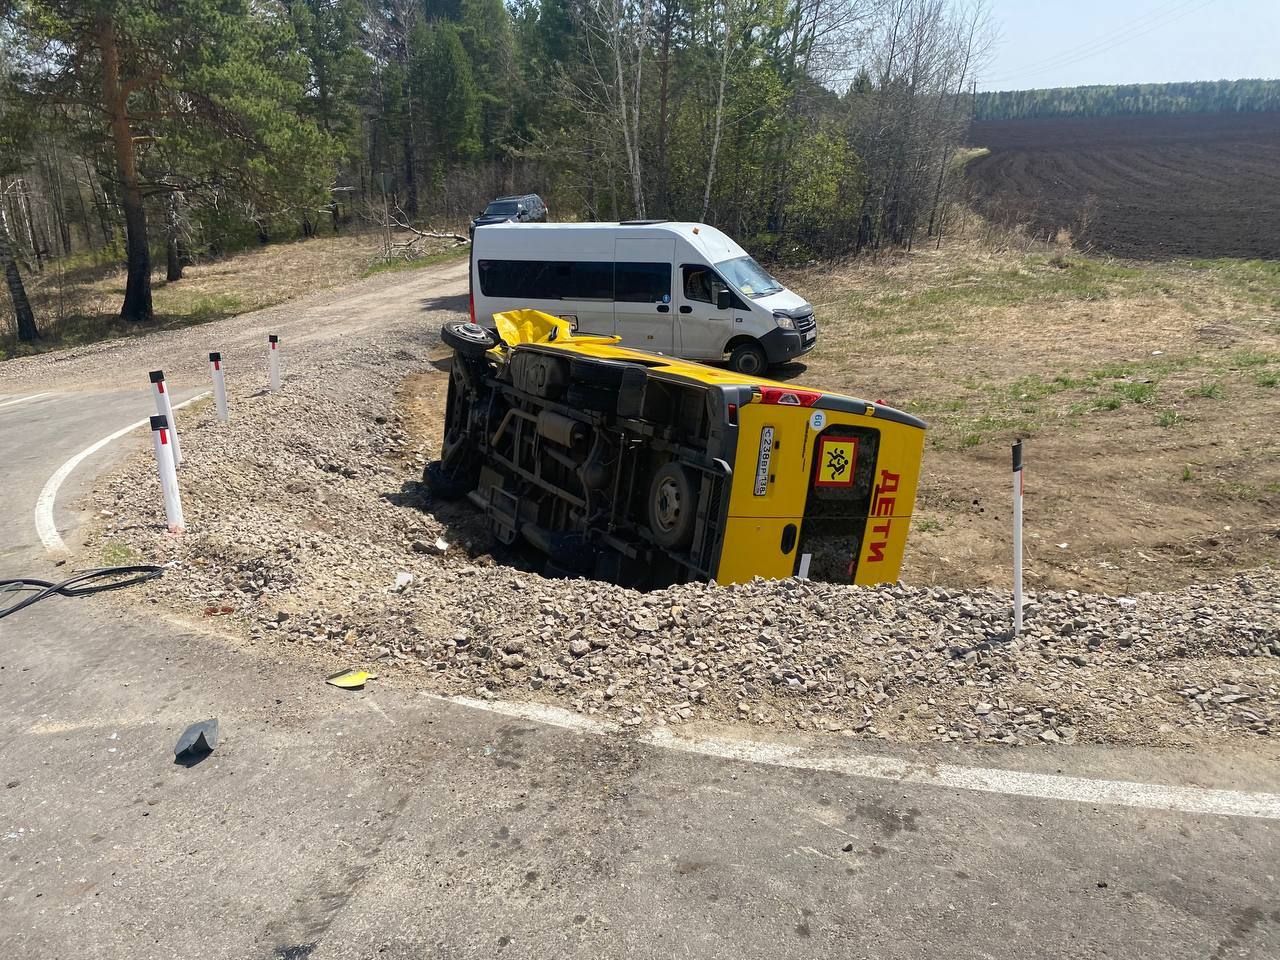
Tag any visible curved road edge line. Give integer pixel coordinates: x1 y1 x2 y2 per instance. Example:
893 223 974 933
36 392 210 554
431 694 1280 820
0 392 52 410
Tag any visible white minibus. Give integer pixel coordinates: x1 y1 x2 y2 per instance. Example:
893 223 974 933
468 220 817 374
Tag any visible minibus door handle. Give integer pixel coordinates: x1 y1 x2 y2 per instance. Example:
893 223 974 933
656 304 670 313
678 305 692 314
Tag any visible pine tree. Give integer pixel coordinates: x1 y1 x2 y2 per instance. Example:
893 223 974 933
4 1 337 322
0 66 38 342
414 20 481 177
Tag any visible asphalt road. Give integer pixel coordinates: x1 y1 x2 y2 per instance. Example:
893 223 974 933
2 263 1278 959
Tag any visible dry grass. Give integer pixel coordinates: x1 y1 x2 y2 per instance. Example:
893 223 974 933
782 238 1280 593
3 231 467 360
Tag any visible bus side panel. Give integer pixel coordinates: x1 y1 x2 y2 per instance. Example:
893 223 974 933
724 404 814 519
714 517 799 584
852 418 925 585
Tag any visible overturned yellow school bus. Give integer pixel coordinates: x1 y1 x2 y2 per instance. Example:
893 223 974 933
426 310 926 589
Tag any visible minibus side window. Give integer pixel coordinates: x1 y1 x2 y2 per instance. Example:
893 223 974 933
683 266 713 303
682 263 748 310
479 259 613 300
567 262 613 299
616 262 671 303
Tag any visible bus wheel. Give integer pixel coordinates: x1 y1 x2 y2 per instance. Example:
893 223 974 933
441 320 497 357
648 462 696 550
728 341 767 376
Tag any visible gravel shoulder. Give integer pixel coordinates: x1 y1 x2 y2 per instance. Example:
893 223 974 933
83 290 1280 752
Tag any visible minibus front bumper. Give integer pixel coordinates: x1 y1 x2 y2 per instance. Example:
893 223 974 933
761 325 817 364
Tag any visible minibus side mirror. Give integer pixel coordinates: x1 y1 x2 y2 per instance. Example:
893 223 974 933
716 289 731 311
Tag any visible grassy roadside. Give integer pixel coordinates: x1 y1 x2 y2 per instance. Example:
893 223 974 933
361 244 470 278
2 233 469 362
792 251 1278 452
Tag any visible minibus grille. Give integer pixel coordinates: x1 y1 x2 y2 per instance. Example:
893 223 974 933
794 312 816 334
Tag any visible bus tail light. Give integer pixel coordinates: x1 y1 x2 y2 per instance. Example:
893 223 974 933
757 386 820 407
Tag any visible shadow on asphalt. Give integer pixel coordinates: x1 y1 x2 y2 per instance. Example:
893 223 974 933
419 294 468 314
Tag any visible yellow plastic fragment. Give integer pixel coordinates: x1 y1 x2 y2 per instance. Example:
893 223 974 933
326 669 378 690
493 308 619 347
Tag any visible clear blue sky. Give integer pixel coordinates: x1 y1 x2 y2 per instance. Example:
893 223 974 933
979 0 1280 91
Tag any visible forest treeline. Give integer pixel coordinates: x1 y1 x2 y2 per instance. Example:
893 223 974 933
974 79 1280 121
1 0 990 341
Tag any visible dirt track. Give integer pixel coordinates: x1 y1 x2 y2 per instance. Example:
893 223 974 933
966 112 1280 260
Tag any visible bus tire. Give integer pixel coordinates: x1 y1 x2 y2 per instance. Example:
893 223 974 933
728 340 768 376
647 462 696 550
441 321 497 358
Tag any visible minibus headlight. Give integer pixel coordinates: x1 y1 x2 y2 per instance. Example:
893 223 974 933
773 312 795 330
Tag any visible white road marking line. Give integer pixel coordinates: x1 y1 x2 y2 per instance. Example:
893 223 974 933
431 694 1280 821
0 391 52 410
36 393 210 553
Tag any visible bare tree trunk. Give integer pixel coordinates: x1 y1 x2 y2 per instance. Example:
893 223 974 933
0 203 39 342
97 16 153 322
400 32 419 218
49 147 72 255
165 193 183 281
20 186 44 271
606 0 649 218
655 2 674 216
701 0 734 222
83 157 113 246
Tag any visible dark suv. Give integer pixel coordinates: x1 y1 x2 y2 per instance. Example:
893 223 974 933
469 194 547 236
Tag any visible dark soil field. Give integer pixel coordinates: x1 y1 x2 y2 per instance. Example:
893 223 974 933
966 112 1280 260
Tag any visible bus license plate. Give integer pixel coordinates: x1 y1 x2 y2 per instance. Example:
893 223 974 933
754 426 774 496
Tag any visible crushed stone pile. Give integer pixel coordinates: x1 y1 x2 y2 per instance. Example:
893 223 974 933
89 319 1280 749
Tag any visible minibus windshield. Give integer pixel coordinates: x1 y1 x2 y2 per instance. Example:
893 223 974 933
716 256 784 298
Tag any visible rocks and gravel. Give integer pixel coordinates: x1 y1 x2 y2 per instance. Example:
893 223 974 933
86 309 1280 749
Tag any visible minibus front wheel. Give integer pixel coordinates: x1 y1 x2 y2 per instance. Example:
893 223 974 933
648 462 696 549
728 340 767 376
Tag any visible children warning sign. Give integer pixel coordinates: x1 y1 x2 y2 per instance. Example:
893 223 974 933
814 435 858 488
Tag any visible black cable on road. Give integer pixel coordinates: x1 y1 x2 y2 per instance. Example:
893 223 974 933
0 566 163 620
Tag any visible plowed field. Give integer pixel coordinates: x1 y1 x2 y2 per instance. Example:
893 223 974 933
966 112 1280 260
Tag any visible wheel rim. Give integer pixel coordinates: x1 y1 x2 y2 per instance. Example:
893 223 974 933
454 323 491 344
739 352 763 374
654 476 682 532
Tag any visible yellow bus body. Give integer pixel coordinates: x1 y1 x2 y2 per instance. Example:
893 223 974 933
482 309 927 585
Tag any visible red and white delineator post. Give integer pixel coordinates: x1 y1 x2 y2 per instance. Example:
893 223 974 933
149 370 183 468
150 414 185 533
209 352 229 423
268 335 281 392
1012 439 1024 637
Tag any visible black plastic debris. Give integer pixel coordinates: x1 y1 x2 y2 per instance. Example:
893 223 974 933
174 718 219 764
